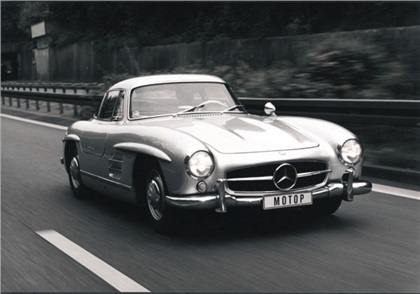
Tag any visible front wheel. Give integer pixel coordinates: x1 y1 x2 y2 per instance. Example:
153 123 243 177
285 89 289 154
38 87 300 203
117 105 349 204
145 169 173 233
68 148 88 200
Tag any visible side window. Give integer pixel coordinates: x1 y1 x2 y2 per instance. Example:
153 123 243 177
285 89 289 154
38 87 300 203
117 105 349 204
98 90 124 120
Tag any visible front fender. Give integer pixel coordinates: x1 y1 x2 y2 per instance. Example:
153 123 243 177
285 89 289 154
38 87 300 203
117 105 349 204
113 142 171 162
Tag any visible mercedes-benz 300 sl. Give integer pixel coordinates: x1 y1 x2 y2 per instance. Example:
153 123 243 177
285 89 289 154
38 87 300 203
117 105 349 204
61 74 372 232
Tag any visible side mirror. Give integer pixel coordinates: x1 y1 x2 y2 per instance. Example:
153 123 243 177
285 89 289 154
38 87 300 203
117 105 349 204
264 102 276 116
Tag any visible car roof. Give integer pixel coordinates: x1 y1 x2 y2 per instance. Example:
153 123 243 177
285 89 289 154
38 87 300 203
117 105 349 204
109 74 226 91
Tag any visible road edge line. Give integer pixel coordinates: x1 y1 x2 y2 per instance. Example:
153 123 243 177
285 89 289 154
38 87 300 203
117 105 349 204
372 183 420 200
1 113 68 130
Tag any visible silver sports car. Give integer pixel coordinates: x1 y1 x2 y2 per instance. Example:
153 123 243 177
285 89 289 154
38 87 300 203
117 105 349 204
61 74 372 232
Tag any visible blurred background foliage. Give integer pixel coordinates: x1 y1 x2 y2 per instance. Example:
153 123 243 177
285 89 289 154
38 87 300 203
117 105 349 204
2 1 418 100
3 2 419 46
4 1 410 99
100 34 416 100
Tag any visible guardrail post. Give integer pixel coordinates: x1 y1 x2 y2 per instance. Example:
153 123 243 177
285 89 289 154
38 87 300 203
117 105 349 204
17 98 21 108
9 97 12 106
36 100 40 111
59 103 64 114
26 99 30 109
47 101 51 112
2 96 5 105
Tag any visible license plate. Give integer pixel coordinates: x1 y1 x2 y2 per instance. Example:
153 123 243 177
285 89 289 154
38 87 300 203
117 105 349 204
263 192 312 210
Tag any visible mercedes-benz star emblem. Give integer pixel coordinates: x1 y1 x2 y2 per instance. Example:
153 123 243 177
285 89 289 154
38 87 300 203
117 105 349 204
273 163 298 190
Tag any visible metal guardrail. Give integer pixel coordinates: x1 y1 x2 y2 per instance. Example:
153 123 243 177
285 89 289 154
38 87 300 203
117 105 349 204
1 82 104 117
1 82 419 126
0 81 105 95
241 98 420 126
1 89 103 105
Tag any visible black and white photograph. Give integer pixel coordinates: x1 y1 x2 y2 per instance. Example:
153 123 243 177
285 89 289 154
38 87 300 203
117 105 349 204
1 1 419 292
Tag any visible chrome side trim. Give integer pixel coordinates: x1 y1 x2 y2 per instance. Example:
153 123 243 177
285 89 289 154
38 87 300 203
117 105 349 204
81 170 133 191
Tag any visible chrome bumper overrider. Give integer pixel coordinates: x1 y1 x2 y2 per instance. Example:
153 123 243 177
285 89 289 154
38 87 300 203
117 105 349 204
165 170 372 213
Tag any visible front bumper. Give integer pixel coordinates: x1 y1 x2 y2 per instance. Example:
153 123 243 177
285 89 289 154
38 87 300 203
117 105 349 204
166 169 372 212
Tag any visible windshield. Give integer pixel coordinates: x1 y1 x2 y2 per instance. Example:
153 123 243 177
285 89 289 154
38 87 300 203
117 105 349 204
130 82 240 118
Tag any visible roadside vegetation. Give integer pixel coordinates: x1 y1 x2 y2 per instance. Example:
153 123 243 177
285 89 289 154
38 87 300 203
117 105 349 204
3 2 418 100
4 2 419 46
102 36 413 100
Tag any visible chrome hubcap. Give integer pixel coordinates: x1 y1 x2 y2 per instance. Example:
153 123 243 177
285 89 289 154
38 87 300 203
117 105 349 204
147 179 163 221
69 157 81 189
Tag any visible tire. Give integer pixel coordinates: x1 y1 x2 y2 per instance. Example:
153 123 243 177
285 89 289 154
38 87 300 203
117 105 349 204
304 198 342 216
145 169 173 233
68 147 88 200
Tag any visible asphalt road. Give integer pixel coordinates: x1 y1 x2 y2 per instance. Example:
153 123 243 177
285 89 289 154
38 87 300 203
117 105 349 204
1 115 419 292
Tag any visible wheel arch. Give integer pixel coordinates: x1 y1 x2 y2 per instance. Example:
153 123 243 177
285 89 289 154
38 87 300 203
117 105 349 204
132 152 169 204
63 139 80 174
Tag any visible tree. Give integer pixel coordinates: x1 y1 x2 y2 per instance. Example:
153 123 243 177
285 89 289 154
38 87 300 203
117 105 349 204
2 1 419 46
17 2 51 35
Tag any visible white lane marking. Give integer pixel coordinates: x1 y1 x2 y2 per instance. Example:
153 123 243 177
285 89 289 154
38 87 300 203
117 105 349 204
0 113 68 130
36 230 150 293
373 183 420 200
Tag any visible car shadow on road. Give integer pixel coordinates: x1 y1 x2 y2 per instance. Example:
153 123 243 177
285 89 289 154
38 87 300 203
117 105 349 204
79 192 366 243
167 207 365 242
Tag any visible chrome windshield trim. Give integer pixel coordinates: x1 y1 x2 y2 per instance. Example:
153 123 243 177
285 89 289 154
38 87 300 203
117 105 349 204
128 113 177 121
174 111 223 117
220 105 246 114
128 111 228 121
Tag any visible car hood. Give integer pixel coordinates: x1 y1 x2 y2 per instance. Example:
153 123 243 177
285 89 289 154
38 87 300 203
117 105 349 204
145 114 319 154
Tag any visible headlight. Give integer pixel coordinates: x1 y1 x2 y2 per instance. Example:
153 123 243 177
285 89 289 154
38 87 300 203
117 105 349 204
186 151 214 178
339 139 363 165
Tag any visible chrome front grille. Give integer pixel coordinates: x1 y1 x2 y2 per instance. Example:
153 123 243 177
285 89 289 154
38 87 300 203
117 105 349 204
226 161 330 193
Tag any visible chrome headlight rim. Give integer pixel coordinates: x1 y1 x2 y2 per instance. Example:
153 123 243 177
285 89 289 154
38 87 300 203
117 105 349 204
337 138 364 166
185 150 215 179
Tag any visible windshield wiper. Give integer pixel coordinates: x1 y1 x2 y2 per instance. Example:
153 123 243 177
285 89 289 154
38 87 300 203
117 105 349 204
221 105 246 113
175 100 226 115
175 102 207 115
